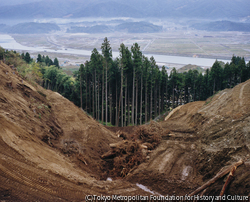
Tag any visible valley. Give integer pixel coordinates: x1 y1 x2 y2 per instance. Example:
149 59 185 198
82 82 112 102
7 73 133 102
3 28 250 74
1 0 250 200
0 60 249 200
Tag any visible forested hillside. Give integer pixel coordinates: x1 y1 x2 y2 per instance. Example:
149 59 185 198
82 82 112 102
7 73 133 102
1 38 250 126
4 22 60 34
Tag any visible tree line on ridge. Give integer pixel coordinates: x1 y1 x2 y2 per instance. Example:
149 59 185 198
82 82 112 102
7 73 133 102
1 39 250 126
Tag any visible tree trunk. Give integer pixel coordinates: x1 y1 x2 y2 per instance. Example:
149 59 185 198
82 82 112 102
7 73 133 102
116 79 118 126
154 85 157 119
80 72 82 109
86 74 88 112
128 85 130 126
158 84 160 116
150 84 153 120
98 80 100 120
189 159 244 197
184 86 186 104
121 65 124 127
125 76 127 126
166 80 168 110
132 67 135 125
161 84 164 113
92 73 95 118
109 82 112 125
213 78 215 94
102 68 104 122
135 78 138 125
95 69 97 118
106 62 108 125
89 81 91 114
194 83 196 101
140 74 143 125
145 78 148 123
172 84 175 109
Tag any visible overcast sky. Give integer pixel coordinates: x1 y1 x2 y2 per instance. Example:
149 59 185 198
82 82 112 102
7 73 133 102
0 0 40 6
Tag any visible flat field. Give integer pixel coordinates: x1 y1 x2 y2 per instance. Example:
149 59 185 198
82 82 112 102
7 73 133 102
11 29 250 75
13 30 250 60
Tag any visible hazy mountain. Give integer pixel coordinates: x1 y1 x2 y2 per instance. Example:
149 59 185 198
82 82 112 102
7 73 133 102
66 21 162 33
6 22 60 34
192 20 250 32
0 0 40 6
0 0 249 20
115 21 162 33
0 24 9 32
73 1 144 18
67 25 111 33
0 0 80 19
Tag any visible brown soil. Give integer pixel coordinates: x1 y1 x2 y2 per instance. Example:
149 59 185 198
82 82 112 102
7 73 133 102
1 61 250 200
105 125 138 134
127 86 250 197
0 61 150 201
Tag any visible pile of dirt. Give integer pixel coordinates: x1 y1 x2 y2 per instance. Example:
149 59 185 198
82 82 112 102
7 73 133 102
0 62 150 201
126 81 250 197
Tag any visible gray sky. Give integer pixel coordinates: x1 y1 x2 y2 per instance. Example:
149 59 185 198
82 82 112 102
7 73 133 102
0 0 40 6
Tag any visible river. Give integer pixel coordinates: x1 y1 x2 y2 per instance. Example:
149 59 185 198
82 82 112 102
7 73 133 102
0 34 231 67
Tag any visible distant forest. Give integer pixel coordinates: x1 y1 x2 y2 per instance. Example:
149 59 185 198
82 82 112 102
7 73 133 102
67 22 162 34
1 39 250 126
0 22 60 34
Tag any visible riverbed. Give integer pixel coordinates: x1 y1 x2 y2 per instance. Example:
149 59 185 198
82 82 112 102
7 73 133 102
0 34 230 67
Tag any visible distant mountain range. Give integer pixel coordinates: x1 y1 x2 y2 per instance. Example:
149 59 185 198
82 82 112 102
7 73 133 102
0 22 60 34
66 22 162 33
0 0 249 20
192 20 250 32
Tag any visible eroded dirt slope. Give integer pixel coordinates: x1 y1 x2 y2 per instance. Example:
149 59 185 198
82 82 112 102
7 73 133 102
127 84 250 197
0 62 149 201
1 60 250 200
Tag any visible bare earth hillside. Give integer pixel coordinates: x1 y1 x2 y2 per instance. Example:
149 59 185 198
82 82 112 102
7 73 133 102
0 61 250 201
127 83 250 197
0 62 149 201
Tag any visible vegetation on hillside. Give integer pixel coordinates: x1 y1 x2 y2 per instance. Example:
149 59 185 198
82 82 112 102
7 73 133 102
1 22 60 34
1 39 250 127
66 21 162 34
177 64 205 74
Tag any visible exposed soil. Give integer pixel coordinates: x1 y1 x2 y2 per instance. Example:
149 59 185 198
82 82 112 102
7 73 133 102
105 125 139 135
0 61 150 201
126 87 250 197
0 61 250 201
